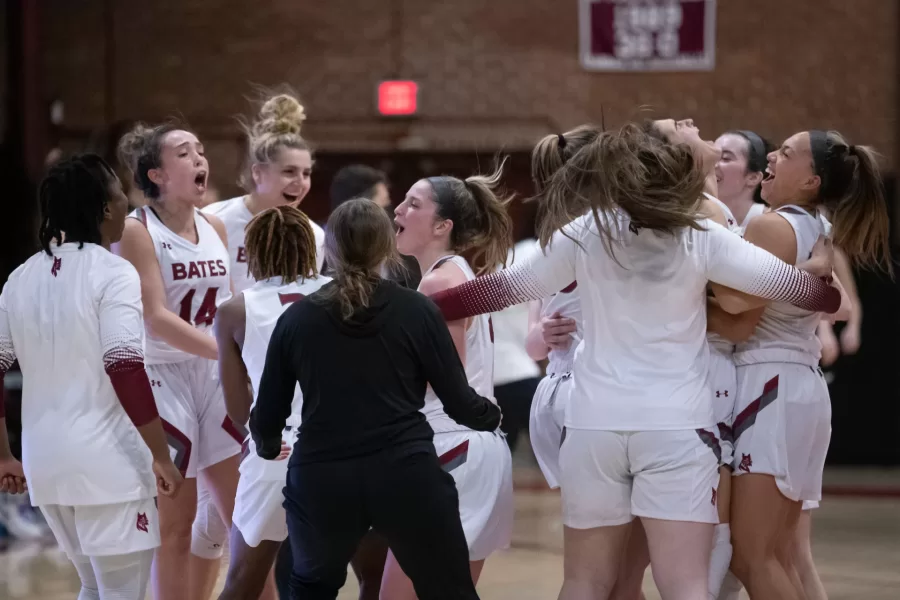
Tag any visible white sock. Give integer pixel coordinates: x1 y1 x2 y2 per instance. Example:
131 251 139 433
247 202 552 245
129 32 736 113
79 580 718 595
718 569 744 600
708 523 733 600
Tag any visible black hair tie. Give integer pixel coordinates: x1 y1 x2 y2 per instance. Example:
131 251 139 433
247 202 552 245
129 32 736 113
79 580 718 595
557 133 567 149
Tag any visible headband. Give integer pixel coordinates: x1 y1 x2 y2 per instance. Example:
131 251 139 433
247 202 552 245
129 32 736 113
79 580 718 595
737 130 767 170
427 176 455 206
809 129 830 177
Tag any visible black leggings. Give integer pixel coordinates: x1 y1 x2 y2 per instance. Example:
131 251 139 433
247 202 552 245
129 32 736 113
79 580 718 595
274 528 388 600
283 444 478 600
495 376 540 452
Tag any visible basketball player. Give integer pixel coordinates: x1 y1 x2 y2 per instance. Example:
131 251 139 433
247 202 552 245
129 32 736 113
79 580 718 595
524 127 599 492
426 124 841 600
204 91 323 295
0 155 183 599
195 91 321 598
214 205 330 599
713 131 773 230
711 130 891 600
116 124 242 600
380 163 516 599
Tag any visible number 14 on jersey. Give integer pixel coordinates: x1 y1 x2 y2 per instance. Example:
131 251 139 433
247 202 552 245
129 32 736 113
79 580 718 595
179 288 218 327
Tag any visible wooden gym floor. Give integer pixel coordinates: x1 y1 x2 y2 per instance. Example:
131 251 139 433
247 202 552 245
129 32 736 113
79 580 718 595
2 464 898 599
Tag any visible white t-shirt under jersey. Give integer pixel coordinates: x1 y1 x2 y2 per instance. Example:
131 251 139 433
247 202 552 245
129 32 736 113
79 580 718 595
241 275 332 428
735 206 831 367
420 255 496 433
129 206 233 365
446 210 836 432
203 196 325 294
0 244 156 506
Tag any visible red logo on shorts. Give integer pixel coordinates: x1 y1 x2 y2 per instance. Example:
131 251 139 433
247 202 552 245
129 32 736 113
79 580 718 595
711 488 717 506
738 453 753 473
136 512 149 533
51 257 62 277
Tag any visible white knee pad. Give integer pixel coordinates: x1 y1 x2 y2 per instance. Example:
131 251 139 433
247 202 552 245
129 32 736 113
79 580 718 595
71 555 101 600
191 490 227 560
91 549 154 600
718 570 743 600
708 523 733 600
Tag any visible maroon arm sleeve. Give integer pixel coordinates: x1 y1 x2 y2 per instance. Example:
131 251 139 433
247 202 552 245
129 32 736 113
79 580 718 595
99 263 162 429
104 349 159 427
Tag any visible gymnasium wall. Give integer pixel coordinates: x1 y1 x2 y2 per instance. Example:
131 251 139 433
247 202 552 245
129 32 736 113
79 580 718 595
36 0 898 201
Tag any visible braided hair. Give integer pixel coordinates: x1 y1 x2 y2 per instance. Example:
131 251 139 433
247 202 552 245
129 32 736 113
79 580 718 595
244 205 319 282
38 154 117 256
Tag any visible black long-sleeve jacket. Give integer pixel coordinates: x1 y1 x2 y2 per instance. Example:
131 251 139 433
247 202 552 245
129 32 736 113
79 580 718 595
250 279 501 464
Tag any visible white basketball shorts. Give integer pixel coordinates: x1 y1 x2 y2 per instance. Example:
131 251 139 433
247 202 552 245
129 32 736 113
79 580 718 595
559 428 720 529
146 357 243 478
708 346 737 468
433 430 514 561
529 373 572 489
732 363 831 503
232 427 298 547
41 497 160 558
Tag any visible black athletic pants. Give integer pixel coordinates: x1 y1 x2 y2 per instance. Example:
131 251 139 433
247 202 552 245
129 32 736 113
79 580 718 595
495 376 541 452
283 443 479 600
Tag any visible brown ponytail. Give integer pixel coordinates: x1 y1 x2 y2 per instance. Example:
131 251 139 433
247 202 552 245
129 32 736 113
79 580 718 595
317 199 401 319
812 131 893 276
538 123 706 252
117 122 181 199
531 125 604 195
428 159 514 274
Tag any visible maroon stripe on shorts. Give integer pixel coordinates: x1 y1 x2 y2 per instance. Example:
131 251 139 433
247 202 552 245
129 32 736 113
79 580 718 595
222 416 248 445
161 419 191 476
696 428 722 464
439 440 470 473
732 375 779 440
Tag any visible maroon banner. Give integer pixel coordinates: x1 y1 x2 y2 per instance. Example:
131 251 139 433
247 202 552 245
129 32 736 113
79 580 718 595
579 0 716 71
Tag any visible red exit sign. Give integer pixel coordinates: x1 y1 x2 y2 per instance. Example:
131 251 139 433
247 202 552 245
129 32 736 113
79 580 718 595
378 80 418 116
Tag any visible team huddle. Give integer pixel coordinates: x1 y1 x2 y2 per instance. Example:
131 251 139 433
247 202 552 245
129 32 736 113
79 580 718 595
0 86 891 600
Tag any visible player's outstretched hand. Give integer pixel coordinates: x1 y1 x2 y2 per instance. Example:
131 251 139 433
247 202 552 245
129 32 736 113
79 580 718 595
153 459 184 498
0 458 27 494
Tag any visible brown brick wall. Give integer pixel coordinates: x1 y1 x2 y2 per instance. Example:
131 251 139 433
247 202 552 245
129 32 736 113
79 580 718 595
38 0 898 190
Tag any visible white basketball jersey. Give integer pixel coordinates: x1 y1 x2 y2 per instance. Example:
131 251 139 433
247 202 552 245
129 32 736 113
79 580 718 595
129 206 232 364
0 245 155 506
705 193 742 353
740 202 767 233
541 281 583 375
203 196 327 295
734 206 831 367
419 255 496 433
241 275 332 428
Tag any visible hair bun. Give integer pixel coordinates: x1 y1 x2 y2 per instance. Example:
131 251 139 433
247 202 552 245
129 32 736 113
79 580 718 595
256 94 306 136
116 123 154 172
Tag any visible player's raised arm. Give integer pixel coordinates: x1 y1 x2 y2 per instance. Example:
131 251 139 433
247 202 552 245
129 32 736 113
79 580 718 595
429 223 580 321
